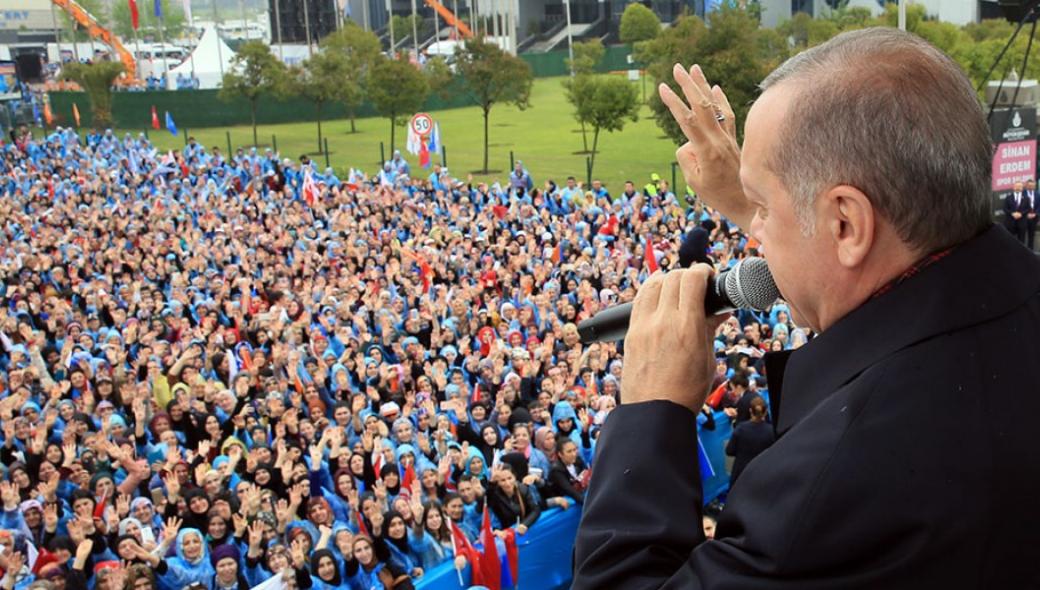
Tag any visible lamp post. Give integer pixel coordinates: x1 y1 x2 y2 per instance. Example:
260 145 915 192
564 0 573 76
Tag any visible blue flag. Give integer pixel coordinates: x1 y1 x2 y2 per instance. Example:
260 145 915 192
165 111 177 136
427 122 439 153
154 0 162 18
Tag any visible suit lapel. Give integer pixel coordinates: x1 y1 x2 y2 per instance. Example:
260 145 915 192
773 225 1040 435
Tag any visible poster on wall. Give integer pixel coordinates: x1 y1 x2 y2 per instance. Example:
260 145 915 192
0 61 17 99
991 107 1038 192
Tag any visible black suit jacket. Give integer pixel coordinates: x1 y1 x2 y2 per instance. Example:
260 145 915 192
573 225 1040 589
1004 192 1029 228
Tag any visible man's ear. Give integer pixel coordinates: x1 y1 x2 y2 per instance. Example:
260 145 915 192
820 185 874 269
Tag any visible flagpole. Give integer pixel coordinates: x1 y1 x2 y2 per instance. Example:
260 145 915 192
49 2 63 66
410 0 418 62
386 0 394 56
239 0 248 39
133 28 141 83
212 0 225 75
188 31 197 85
449 524 465 587
158 3 169 82
273 0 284 60
302 0 313 57
432 2 438 50
451 0 458 40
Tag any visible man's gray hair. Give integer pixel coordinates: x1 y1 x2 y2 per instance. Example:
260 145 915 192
761 27 992 252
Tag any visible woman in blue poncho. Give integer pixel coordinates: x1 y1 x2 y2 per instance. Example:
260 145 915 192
347 535 414 590
409 500 459 571
380 510 423 579
308 549 354 590
157 528 214 590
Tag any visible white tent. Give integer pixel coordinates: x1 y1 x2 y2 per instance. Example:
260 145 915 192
167 27 235 90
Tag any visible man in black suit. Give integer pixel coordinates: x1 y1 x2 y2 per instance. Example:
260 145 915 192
1004 181 1029 243
574 28 1040 588
1025 179 1037 250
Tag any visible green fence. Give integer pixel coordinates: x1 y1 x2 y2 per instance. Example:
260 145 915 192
520 45 634 77
48 76 474 130
49 47 634 129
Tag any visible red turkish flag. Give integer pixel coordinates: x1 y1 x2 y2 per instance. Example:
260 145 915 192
128 0 139 30
151 106 160 130
502 528 519 586
644 239 659 274
450 520 483 585
479 506 501 590
401 463 416 492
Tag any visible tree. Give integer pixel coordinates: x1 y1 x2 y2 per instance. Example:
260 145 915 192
455 38 533 172
639 4 772 145
563 74 593 152
323 23 382 133
424 56 455 101
566 38 605 75
578 75 640 176
619 3 661 45
391 14 424 50
219 41 289 147
563 39 606 151
367 56 430 154
292 51 350 154
112 0 186 39
61 61 125 127
778 11 839 50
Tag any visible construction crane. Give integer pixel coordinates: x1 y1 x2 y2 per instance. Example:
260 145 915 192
51 0 138 82
424 0 473 38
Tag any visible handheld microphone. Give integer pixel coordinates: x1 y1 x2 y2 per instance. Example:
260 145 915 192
577 257 780 344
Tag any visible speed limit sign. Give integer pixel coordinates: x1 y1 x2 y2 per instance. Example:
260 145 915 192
410 113 433 136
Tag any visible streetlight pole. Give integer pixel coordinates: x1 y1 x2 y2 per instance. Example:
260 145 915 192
451 0 458 39
564 0 573 76
303 0 313 56
49 3 63 64
274 0 284 60
411 0 418 61
492 0 499 45
387 0 395 55
898 0 906 31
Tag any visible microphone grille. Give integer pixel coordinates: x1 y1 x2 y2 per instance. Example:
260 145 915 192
724 257 781 311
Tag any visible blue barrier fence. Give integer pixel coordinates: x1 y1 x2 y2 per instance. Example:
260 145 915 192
416 410 738 589
416 505 581 590
701 411 735 503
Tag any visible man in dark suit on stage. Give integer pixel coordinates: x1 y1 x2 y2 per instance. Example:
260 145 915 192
573 28 1040 589
1004 181 1029 243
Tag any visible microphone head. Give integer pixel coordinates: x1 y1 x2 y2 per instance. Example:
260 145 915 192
723 257 781 311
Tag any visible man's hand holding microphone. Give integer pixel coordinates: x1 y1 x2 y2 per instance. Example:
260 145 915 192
620 267 730 412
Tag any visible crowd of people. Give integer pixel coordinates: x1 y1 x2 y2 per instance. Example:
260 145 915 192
0 124 803 590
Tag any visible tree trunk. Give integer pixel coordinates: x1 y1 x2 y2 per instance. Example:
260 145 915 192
590 127 600 178
251 101 258 147
580 119 588 152
482 105 490 173
349 111 357 133
316 102 323 153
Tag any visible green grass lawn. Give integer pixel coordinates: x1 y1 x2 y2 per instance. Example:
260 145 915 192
131 76 682 192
